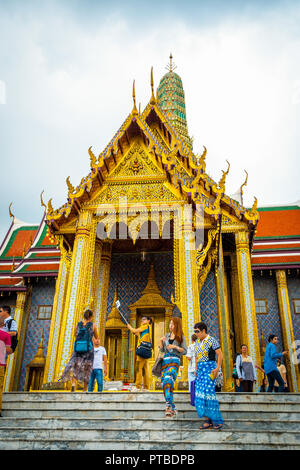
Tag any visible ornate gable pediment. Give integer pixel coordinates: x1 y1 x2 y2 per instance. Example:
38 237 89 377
107 141 163 180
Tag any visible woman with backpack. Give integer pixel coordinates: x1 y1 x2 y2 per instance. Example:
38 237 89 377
59 309 99 392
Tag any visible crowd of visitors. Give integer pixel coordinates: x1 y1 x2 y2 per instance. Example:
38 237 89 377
0 303 292 428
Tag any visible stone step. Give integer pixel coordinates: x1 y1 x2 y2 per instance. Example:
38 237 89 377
0 437 299 451
2 408 300 420
0 417 299 431
1 427 300 444
2 400 299 413
3 392 300 404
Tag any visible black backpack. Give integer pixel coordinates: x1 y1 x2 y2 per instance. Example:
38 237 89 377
7 319 18 352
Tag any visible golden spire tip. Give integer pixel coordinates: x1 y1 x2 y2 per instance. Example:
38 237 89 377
150 66 156 105
132 79 138 115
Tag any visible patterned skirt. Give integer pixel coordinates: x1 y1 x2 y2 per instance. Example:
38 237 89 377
59 350 94 384
160 354 180 410
195 360 224 425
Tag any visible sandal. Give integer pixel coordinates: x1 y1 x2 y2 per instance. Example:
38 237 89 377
165 406 172 417
212 424 223 430
200 419 213 430
170 409 177 417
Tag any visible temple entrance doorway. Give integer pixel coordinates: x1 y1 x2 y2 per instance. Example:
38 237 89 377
105 330 122 381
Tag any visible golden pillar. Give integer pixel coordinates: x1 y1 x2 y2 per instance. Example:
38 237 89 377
174 216 200 381
121 329 129 382
128 309 137 382
55 210 96 378
4 291 27 391
235 230 262 390
215 236 234 391
88 239 103 311
230 253 243 352
276 270 300 392
43 242 71 383
95 241 113 346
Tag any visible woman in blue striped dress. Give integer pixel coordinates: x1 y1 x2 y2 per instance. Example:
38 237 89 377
194 321 224 429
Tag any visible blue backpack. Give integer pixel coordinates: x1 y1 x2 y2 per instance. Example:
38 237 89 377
74 322 93 353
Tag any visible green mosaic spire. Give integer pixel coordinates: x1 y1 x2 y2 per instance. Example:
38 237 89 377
157 54 192 149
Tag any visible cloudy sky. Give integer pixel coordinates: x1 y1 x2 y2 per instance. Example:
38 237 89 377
0 0 300 241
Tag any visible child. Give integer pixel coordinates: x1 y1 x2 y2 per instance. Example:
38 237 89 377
88 338 107 392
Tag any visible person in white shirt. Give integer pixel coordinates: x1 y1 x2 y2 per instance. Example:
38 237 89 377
186 334 197 391
88 338 108 392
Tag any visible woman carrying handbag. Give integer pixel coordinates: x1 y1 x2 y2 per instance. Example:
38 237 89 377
127 316 153 392
159 317 187 417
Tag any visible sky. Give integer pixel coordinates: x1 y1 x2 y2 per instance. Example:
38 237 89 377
0 0 300 241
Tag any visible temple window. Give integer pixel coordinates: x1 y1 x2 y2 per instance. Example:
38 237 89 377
255 299 268 314
37 305 53 320
292 299 300 314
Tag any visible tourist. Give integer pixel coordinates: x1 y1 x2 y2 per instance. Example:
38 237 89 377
264 334 288 393
232 361 242 392
194 322 224 429
215 368 224 393
59 309 99 392
127 316 152 392
186 333 197 391
88 338 107 392
159 317 187 417
0 306 18 352
0 317 12 416
236 344 257 392
255 364 268 392
274 359 288 392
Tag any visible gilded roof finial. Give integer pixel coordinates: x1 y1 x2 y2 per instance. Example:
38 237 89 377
22 242 27 258
150 67 156 105
240 170 248 205
40 190 47 211
11 256 16 272
166 53 177 72
132 80 138 116
47 198 54 215
9 202 15 222
218 160 230 191
88 146 97 167
66 176 75 194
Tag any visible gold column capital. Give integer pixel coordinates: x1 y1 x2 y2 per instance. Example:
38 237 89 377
235 230 249 249
276 269 287 288
16 291 27 309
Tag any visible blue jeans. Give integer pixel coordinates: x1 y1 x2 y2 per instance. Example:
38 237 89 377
267 369 285 392
88 369 103 392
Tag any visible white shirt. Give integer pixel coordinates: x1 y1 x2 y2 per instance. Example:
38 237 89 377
186 342 196 373
93 346 107 369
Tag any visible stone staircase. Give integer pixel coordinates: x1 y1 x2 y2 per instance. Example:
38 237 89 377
1 392 300 450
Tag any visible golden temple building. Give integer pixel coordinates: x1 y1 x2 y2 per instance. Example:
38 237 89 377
1 57 299 393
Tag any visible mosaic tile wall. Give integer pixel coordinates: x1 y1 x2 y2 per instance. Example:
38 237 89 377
287 274 300 341
106 252 180 323
19 278 56 390
253 274 283 350
199 271 220 341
